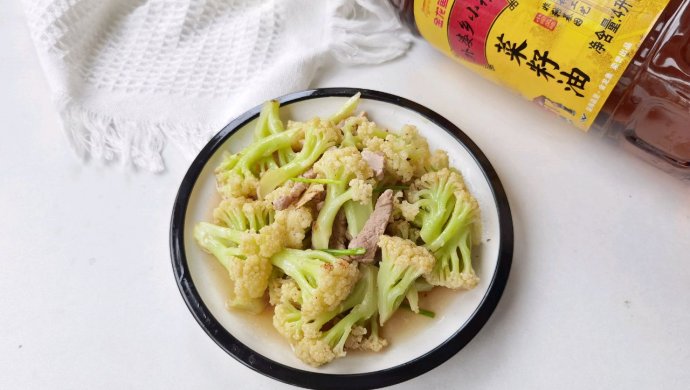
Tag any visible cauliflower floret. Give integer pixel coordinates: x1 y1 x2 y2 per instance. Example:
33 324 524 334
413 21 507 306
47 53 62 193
227 205 310 256
428 149 449 171
269 277 302 306
294 337 339 367
355 119 387 143
307 260 359 317
425 264 479 290
423 189 481 290
238 226 283 258
379 235 435 273
406 168 467 244
216 165 259 199
224 227 288 301
359 332 388 352
226 253 272 300
264 180 298 204
272 270 369 345
274 207 313 248
313 146 373 182
343 326 368 350
270 249 359 318
268 276 283 306
364 125 431 182
408 168 466 202
195 206 306 312
398 201 420 222
290 264 378 366
193 222 274 313
390 190 419 223
377 235 435 325
345 319 388 352
213 197 274 231
387 219 421 243
273 300 304 342
348 179 373 204
340 116 388 149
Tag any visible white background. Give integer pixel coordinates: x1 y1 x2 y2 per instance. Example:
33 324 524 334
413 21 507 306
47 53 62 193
2 1 689 389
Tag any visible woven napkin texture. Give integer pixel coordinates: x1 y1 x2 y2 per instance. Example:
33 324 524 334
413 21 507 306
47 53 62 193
23 0 411 171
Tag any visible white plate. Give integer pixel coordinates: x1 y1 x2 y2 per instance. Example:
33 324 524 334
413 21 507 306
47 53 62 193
170 88 513 389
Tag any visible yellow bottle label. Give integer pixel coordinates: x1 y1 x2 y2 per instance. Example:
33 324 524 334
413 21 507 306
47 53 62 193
414 0 669 129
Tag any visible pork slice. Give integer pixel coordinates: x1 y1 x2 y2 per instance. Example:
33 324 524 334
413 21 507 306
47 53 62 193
295 183 325 209
273 182 307 210
347 189 394 263
272 169 316 210
361 150 385 180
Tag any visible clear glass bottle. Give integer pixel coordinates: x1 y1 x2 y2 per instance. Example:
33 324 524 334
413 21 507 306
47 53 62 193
391 0 690 177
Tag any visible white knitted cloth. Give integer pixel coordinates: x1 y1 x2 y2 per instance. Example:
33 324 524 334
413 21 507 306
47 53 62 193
22 0 411 171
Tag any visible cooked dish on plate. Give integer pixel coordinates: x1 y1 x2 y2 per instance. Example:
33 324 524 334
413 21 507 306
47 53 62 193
193 93 482 367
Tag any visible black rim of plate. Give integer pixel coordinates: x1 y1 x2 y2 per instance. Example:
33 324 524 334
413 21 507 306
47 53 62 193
170 88 513 390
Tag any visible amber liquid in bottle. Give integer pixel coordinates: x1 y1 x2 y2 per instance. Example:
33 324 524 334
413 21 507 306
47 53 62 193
392 0 690 176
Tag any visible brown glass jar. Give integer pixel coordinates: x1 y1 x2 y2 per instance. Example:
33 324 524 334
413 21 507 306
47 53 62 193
392 0 690 177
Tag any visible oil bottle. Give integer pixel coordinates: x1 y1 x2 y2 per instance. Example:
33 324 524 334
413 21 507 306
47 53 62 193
391 0 690 177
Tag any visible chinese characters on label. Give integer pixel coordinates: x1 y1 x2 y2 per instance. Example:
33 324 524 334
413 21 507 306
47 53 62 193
585 41 634 112
539 0 590 28
454 0 496 60
589 0 634 53
495 33 591 97
434 0 450 28
414 0 669 130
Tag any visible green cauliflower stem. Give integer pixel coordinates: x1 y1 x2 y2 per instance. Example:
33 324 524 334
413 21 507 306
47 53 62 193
311 147 374 249
329 92 361 125
343 199 373 238
424 188 479 252
255 155 280 175
377 235 435 325
294 264 378 367
270 248 359 319
254 100 287 138
404 278 434 313
215 126 302 199
407 168 466 244
423 189 481 290
254 100 295 167
258 118 342 198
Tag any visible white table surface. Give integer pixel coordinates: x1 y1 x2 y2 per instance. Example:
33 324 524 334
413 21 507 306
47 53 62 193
2 2 689 389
